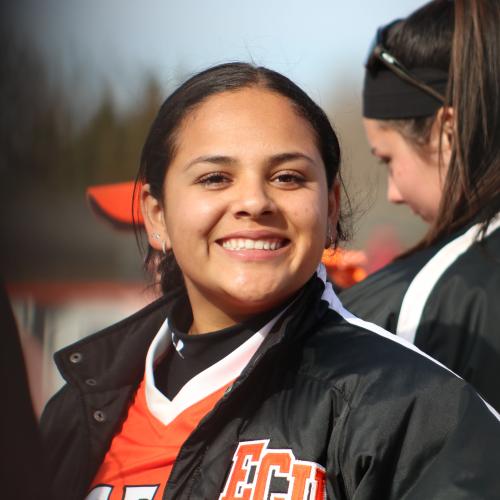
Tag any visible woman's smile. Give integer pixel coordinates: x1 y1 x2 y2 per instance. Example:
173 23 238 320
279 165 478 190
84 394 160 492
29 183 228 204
221 239 286 251
217 230 291 260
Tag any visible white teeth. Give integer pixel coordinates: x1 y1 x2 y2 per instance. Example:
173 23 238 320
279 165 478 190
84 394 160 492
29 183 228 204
221 238 285 251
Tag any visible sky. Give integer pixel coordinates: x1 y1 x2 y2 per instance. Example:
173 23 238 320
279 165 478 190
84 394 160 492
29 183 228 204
10 0 422 112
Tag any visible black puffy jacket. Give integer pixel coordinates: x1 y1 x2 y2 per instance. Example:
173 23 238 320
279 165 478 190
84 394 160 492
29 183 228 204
340 218 500 411
41 268 500 499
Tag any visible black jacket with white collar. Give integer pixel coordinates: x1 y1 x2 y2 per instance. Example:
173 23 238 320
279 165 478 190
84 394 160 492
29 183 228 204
41 268 500 499
340 218 500 411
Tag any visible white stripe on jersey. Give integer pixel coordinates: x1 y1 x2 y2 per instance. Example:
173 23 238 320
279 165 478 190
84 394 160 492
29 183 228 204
316 263 500 420
397 216 500 344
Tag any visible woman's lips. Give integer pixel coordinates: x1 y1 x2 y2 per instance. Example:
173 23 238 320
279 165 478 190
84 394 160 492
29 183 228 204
216 235 291 260
220 238 288 251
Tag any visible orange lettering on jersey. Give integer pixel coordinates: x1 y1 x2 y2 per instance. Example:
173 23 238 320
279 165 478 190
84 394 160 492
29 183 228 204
219 440 266 500
290 462 314 500
252 450 292 499
219 440 327 500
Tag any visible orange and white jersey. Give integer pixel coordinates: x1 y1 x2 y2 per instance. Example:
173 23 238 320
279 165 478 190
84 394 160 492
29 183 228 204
86 312 282 500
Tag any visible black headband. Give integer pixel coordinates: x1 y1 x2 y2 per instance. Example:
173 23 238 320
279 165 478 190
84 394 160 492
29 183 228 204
363 67 448 119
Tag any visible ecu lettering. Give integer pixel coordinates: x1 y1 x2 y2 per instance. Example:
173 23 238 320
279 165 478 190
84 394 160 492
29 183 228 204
220 440 326 500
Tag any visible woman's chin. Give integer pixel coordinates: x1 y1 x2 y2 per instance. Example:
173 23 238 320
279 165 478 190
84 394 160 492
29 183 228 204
219 283 300 315
219 283 293 315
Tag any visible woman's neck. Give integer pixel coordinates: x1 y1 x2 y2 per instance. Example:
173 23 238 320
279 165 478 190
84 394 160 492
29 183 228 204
185 284 298 335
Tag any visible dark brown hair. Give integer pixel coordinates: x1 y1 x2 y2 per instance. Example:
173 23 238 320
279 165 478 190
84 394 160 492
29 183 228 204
382 0 500 252
134 62 348 293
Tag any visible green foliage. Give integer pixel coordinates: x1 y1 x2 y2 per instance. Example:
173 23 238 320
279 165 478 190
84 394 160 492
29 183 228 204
68 78 163 190
0 38 164 196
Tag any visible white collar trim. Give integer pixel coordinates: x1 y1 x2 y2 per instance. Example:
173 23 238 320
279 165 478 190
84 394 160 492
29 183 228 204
144 309 285 426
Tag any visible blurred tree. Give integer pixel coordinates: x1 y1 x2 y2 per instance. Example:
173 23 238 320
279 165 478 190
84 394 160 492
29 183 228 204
72 75 164 187
0 32 164 197
0 29 167 281
0 31 67 193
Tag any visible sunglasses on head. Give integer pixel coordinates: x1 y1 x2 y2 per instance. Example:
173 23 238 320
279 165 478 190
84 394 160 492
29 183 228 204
366 19 445 103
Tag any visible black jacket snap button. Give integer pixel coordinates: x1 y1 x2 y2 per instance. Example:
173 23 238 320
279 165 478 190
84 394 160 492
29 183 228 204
69 352 82 364
93 410 106 423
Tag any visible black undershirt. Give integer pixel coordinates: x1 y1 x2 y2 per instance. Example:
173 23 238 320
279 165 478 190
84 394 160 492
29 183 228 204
154 294 290 400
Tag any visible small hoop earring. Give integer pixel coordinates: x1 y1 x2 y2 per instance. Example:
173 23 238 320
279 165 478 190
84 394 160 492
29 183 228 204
161 240 167 255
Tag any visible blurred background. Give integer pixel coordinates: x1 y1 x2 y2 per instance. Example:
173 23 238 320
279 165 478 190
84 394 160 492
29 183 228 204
2 0 425 412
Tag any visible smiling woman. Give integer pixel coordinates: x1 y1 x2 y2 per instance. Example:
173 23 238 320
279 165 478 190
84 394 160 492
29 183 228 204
40 62 500 500
141 87 335 332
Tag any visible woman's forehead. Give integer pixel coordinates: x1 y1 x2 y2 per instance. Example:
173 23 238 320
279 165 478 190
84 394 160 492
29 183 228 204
173 87 320 157
182 87 301 124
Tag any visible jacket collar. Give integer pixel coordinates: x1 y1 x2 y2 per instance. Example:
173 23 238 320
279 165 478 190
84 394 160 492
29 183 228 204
54 269 333 394
54 293 173 393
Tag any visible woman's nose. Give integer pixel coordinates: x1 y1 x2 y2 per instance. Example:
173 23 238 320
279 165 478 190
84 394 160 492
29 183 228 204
231 181 276 219
387 177 404 205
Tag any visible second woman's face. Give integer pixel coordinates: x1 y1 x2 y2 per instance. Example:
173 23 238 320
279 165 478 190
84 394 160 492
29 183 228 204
159 87 334 326
363 118 447 223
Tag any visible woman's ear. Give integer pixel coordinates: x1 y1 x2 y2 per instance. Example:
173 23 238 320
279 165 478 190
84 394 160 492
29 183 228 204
432 107 455 165
328 180 341 220
326 180 341 247
141 183 171 251
426 106 455 184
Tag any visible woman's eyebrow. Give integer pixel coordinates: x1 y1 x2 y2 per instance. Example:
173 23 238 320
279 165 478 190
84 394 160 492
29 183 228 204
185 152 315 170
185 155 236 170
267 152 316 167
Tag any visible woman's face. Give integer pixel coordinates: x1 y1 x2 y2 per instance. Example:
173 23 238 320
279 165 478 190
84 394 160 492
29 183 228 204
143 87 337 331
363 118 448 223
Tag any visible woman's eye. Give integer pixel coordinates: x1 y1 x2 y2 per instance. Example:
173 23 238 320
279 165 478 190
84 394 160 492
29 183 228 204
272 172 306 186
196 172 231 187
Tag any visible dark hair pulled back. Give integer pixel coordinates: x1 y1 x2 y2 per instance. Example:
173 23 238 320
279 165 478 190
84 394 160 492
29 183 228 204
382 0 500 252
134 62 347 293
